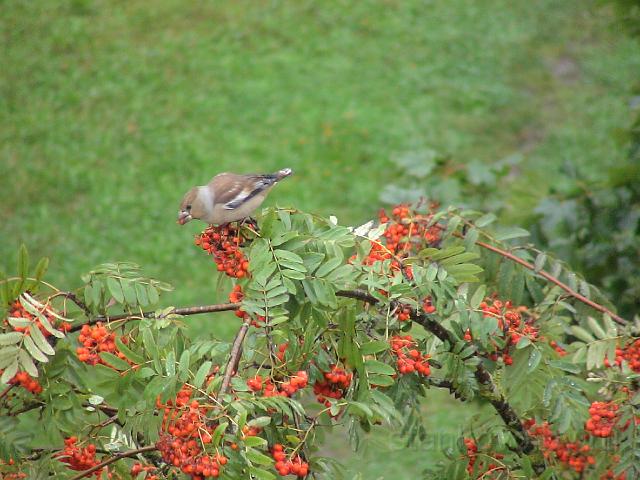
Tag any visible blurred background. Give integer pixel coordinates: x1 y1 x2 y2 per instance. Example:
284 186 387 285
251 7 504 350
2 1 639 477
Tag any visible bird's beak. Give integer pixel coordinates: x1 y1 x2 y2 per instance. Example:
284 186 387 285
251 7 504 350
177 211 192 225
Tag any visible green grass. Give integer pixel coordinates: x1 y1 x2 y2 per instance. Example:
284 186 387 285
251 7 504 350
1 0 639 477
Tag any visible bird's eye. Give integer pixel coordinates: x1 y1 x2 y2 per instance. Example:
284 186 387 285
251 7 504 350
186 204 192 211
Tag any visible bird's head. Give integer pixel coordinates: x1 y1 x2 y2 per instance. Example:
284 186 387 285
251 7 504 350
177 187 198 225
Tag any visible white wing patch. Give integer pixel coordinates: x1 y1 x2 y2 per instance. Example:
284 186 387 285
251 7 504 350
223 181 260 210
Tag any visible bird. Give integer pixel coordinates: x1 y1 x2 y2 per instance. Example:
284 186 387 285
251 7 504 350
177 168 293 226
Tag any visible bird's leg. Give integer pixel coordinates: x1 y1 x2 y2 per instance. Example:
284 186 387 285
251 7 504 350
242 217 260 233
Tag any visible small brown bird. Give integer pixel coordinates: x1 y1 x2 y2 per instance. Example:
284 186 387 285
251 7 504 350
177 168 293 225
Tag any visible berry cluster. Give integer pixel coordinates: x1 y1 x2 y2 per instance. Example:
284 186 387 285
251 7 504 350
228 285 264 327
131 463 159 479
55 437 104 477
586 401 619 438
156 385 226 479
0 459 26 480
6 298 70 337
195 225 250 278
605 339 640 372
549 340 567 357
313 365 352 407
9 370 42 394
465 299 536 365
246 371 308 397
378 204 442 254
271 444 309 477
395 304 412 322
390 335 431 376
276 343 289 362
422 297 436 314
525 420 595 474
76 322 129 367
463 438 504 478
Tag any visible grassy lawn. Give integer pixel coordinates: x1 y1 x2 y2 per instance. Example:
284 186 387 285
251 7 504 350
1 0 639 477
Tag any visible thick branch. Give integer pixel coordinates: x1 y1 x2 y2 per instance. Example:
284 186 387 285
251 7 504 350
69 444 157 480
219 318 251 396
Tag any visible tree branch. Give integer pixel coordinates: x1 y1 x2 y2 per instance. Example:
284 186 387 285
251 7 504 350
471 238 627 325
70 303 240 333
69 444 157 480
219 318 251 396
335 289 537 458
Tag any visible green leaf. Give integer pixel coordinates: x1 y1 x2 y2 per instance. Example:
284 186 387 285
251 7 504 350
23 335 48 362
360 341 389 355
1 360 18 384
570 326 595 343
281 269 305 280
587 317 608 340
347 401 373 419
245 448 273 466
469 285 486 309
274 249 304 264
18 349 38 377
475 213 496 228
315 256 343 278
364 360 395 376
212 421 228 446
527 348 542 372
534 253 547 273
248 467 276 480
178 350 191 381
243 436 268 447
165 350 176 376
30 324 55 356
115 337 144 364
248 416 272 428
99 352 131 371
367 374 395 387
147 285 160 305
494 226 530 241
33 257 50 283
120 279 137 305
0 332 23 346
106 277 124 303
193 361 212 389
17 244 29 281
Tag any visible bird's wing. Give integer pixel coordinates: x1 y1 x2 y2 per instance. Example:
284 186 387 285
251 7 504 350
210 173 278 210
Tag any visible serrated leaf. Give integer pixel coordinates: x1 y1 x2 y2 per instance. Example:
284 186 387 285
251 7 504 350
115 337 144 364
244 436 268 447
29 325 55 356
1 360 18 384
587 317 608 340
281 269 305 280
534 253 546 272
245 448 273 466
18 349 38 377
106 277 125 303
475 213 496 228
23 335 48 362
570 326 595 343
99 352 131 371
470 285 486 309
360 341 389 355
364 360 395 376
527 348 542 372
248 416 272 428
0 332 23 346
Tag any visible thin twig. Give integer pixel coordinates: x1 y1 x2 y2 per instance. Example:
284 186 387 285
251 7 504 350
69 444 157 480
48 291 91 316
219 318 251 396
70 303 240 332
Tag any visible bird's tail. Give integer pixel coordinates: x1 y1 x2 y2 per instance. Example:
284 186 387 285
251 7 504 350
274 168 293 181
